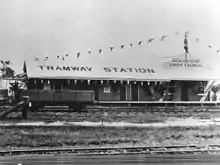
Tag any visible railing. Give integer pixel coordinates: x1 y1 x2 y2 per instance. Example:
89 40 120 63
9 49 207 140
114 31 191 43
20 90 95 102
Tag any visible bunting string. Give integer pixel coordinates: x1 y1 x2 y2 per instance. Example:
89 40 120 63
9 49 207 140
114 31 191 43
34 30 219 61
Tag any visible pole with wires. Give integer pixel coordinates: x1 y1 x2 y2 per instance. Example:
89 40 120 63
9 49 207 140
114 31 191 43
184 31 189 61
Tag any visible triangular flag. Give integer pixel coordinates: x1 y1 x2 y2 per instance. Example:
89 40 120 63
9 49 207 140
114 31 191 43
160 35 167 41
99 49 102 54
207 45 212 48
34 57 39 61
121 44 124 49
77 52 80 58
130 44 133 47
138 41 143 45
147 38 154 43
110 46 114 51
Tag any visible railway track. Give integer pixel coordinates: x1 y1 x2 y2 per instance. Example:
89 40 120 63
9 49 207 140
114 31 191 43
1 104 220 114
1 103 220 123
1 145 220 156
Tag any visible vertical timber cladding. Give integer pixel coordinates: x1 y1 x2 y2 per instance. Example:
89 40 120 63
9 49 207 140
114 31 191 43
126 84 132 101
173 81 203 101
181 81 189 101
138 83 154 101
97 81 121 101
102 67 156 101
119 83 126 101
131 82 139 101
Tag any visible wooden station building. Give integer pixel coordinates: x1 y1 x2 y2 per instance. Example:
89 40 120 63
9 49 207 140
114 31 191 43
19 35 220 108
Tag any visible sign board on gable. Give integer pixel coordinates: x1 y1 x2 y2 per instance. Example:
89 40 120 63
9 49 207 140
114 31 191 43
161 52 220 80
26 56 169 81
164 57 202 68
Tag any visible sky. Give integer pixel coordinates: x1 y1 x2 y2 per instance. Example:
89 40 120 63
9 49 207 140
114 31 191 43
0 0 220 74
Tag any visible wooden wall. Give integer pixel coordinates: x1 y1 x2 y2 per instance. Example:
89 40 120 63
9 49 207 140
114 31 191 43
25 79 206 102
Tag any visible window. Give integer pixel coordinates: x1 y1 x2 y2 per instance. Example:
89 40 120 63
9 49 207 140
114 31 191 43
103 84 111 93
43 80 51 90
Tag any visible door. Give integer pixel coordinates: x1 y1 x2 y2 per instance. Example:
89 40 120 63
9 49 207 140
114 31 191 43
94 84 99 101
120 85 126 101
181 81 189 101
131 83 139 101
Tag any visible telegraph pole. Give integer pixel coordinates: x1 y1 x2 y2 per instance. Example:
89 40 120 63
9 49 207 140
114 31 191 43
184 31 189 61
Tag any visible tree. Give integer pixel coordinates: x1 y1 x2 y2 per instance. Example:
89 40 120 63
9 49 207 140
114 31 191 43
211 84 220 101
0 60 14 78
0 60 25 103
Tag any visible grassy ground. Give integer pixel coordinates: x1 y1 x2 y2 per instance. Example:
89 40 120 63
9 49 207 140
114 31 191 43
1 125 220 150
5 107 220 123
2 107 220 151
6 109 166 123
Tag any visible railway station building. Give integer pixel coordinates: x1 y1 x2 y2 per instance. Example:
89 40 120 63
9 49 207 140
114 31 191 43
19 34 220 107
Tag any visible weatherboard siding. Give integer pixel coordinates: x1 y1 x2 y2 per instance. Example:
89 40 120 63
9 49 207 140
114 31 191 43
138 85 154 101
126 85 132 101
98 85 120 101
174 82 181 101
188 87 200 101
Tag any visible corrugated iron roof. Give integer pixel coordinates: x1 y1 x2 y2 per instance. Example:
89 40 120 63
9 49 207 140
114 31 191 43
24 36 220 81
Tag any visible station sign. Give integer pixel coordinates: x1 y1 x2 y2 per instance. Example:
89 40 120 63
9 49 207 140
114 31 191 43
37 65 156 74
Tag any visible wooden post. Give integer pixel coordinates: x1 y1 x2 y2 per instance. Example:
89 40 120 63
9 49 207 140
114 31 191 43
101 111 107 140
22 103 28 119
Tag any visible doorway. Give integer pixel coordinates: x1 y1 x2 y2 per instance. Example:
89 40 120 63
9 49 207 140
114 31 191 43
120 85 126 101
181 81 189 101
131 83 139 101
54 80 62 90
